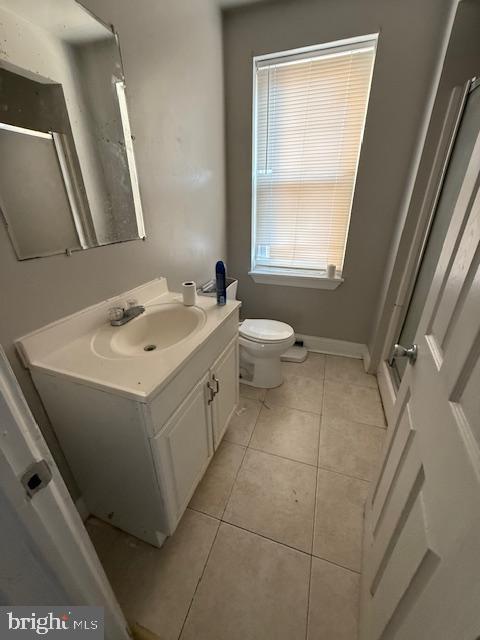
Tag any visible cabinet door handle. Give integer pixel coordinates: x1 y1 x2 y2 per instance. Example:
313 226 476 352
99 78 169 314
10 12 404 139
207 380 216 404
212 375 220 395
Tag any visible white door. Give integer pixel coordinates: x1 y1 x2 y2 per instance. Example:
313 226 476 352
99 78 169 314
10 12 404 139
210 337 239 449
360 86 480 640
152 374 213 530
0 348 130 640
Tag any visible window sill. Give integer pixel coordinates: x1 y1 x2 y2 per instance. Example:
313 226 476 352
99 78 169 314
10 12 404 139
248 270 344 290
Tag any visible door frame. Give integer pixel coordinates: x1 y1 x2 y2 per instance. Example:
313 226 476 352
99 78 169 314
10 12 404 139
0 347 131 639
376 79 472 423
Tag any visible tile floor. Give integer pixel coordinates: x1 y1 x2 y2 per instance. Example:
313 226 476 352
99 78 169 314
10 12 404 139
87 354 386 640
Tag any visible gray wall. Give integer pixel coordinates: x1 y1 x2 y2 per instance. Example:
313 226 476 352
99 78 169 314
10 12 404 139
0 0 226 496
223 0 453 343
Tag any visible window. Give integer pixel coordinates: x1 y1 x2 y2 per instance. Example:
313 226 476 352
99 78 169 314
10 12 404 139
250 35 377 289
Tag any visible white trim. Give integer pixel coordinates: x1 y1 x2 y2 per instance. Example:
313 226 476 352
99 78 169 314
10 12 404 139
363 348 372 373
250 60 259 275
376 359 396 426
296 333 368 361
0 122 52 139
250 34 378 279
52 132 88 249
254 33 379 65
115 81 145 239
249 270 343 290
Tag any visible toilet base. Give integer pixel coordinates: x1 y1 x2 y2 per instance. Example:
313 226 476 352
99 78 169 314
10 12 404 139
238 325 295 389
239 355 283 389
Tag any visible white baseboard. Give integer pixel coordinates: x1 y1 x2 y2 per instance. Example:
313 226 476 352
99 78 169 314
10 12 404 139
363 349 372 373
296 333 369 363
75 496 90 522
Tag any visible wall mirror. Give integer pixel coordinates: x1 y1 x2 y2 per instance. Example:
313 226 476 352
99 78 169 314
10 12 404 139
0 0 145 260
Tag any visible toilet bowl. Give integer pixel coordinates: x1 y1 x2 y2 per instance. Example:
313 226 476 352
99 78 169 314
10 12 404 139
239 319 295 389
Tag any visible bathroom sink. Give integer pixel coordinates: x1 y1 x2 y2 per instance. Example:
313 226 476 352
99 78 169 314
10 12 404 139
92 303 206 358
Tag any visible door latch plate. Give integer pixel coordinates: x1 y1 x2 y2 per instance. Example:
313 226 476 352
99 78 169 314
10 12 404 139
21 459 52 498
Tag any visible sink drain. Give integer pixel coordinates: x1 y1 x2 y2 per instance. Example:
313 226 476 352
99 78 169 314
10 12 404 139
144 344 157 352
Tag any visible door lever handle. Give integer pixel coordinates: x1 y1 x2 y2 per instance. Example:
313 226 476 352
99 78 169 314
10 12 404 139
388 343 418 367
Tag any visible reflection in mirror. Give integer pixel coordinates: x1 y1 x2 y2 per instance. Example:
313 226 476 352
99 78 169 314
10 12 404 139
0 0 145 260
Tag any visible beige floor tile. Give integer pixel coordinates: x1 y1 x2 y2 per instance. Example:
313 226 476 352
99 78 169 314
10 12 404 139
250 404 320 466
265 374 323 414
180 523 310 640
240 383 267 401
325 355 377 388
323 379 385 427
94 509 219 640
313 468 369 572
319 415 385 481
224 397 262 446
86 517 122 562
307 557 360 640
223 448 316 552
189 442 246 518
86 518 128 589
282 352 325 381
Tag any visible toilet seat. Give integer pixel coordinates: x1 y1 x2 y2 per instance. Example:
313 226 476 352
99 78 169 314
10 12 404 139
239 319 294 344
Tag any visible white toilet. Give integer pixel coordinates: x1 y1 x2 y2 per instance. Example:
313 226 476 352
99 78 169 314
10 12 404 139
239 319 295 389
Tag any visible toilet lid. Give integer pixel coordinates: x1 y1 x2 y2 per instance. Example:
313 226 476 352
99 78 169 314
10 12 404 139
239 319 294 343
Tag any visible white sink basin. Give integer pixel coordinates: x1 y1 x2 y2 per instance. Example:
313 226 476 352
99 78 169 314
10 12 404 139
92 303 206 358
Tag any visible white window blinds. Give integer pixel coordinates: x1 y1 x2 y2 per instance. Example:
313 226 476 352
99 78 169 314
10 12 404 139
252 37 377 277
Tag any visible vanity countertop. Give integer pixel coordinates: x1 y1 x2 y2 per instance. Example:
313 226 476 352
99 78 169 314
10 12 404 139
16 278 241 401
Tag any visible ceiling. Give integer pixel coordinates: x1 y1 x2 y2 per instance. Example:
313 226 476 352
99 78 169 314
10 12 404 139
0 0 112 44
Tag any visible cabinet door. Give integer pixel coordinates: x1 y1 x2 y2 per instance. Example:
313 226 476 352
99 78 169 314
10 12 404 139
152 374 213 531
210 337 239 449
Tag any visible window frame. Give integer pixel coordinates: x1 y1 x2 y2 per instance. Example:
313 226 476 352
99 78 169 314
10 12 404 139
249 34 378 290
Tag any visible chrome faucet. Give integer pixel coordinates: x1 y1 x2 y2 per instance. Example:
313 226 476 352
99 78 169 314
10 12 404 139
108 304 145 326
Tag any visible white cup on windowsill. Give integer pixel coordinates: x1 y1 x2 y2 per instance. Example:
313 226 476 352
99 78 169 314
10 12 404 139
327 264 336 279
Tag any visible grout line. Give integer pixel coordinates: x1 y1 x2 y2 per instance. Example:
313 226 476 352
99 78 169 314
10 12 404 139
178 397 262 637
305 554 313 640
306 411 322 640
325 377 379 391
246 444 319 470
258 400 324 419
310 551 361 575
177 401 262 640
322 408 386 431
261 397 322 416
218 400 262 521
187 505 221 521
306 391 324 640
218 519 313 559
316 462 372 485
176 515 222 640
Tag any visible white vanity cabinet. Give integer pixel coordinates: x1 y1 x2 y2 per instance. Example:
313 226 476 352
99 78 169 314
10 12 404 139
152 374 213 529
210 338 239 448
28 304 240 548
151 337 238 532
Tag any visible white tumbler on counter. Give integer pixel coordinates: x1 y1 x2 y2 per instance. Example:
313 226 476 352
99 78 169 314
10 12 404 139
182 281 197 306
327 264 336 279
